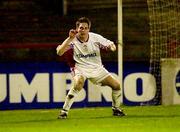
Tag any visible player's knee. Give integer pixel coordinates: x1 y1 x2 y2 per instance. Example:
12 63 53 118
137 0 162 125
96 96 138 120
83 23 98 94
74 78 84 91
73 75 84 91
112 82 121 90
74 85 82 91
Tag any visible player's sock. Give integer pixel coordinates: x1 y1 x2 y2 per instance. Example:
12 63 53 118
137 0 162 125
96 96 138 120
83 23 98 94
112 89 121 108
62 88 79 112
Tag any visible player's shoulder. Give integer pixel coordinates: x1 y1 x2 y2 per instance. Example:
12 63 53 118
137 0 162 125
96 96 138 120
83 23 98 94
89 32 101 37
89 32 103 38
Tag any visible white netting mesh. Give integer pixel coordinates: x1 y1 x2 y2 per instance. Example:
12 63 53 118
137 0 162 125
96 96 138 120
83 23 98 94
147 0 180 104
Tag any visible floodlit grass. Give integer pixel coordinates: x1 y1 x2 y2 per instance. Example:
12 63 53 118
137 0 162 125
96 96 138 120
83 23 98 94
0 105 180 132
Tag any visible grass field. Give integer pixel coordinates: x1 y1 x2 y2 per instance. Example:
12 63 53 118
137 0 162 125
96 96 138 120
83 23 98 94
0 105 180 132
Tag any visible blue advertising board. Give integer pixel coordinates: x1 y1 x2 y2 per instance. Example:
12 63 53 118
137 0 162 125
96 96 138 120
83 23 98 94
0 61 157 110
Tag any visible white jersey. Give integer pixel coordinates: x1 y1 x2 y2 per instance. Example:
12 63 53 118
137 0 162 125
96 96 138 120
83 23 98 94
71 32 113 69
61 32 114 83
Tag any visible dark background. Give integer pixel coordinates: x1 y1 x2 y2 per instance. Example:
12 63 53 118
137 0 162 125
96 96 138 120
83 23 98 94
0 0 150 62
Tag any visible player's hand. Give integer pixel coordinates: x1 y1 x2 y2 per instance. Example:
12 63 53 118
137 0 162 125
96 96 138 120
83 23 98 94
109 43 116 51
69 29 77 39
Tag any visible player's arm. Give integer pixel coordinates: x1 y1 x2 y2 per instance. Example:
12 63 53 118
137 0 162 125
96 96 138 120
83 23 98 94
95 33 116 52
56 29 77 56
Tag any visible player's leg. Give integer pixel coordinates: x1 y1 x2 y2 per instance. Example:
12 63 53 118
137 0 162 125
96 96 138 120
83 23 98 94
58 75 85 119
101 75 121 107
88 66 124 116
63 75 85 111
101 75 125 116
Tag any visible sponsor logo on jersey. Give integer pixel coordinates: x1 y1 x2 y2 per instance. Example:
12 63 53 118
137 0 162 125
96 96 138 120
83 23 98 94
76 53 97 58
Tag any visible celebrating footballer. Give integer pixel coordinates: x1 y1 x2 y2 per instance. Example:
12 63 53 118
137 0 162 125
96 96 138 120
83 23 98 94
56 17 125 119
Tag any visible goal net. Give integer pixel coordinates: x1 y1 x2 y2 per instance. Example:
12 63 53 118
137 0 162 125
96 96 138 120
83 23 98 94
147 0 180 104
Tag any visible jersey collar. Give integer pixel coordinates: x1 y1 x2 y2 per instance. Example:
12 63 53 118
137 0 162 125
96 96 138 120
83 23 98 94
76 34 89 43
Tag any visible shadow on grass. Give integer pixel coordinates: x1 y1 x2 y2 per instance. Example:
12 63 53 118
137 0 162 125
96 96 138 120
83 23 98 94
0 118 57 124
126 114 180 118
1 114 180 124
0 115 119 124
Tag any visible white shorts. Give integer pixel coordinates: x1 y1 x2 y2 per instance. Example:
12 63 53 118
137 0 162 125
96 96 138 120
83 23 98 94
71 65 110 85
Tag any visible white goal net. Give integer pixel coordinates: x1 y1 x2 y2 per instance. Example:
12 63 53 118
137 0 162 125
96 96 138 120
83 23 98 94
147 0 180 104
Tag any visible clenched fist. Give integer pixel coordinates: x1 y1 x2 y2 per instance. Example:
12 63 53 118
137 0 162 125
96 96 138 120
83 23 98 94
69 29 77 39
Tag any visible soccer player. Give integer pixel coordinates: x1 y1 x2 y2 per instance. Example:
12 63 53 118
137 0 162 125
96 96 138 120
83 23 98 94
56 17 125 119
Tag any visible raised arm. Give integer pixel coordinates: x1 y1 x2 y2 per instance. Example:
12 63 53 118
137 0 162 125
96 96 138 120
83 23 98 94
56 29 77 56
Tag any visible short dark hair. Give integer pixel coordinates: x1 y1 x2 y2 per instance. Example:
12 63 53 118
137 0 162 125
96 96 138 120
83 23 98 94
76 17 91 28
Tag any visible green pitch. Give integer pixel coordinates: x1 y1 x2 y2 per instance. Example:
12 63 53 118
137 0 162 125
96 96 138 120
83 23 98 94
0 105 180 132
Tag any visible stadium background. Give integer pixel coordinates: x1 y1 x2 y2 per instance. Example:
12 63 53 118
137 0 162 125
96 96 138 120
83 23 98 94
0 0 149 62
1 1 180 132
0 0 174 109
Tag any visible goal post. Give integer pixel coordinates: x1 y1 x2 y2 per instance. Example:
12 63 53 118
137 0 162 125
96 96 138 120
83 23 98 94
117 0 123 96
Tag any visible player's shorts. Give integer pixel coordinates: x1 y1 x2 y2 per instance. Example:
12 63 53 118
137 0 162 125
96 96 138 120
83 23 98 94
71 65 111 85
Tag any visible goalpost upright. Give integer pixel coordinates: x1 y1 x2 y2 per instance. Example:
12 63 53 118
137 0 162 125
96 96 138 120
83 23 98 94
117 0 123 102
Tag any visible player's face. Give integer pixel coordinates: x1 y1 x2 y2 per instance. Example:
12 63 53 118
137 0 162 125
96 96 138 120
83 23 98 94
76 23 90 37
